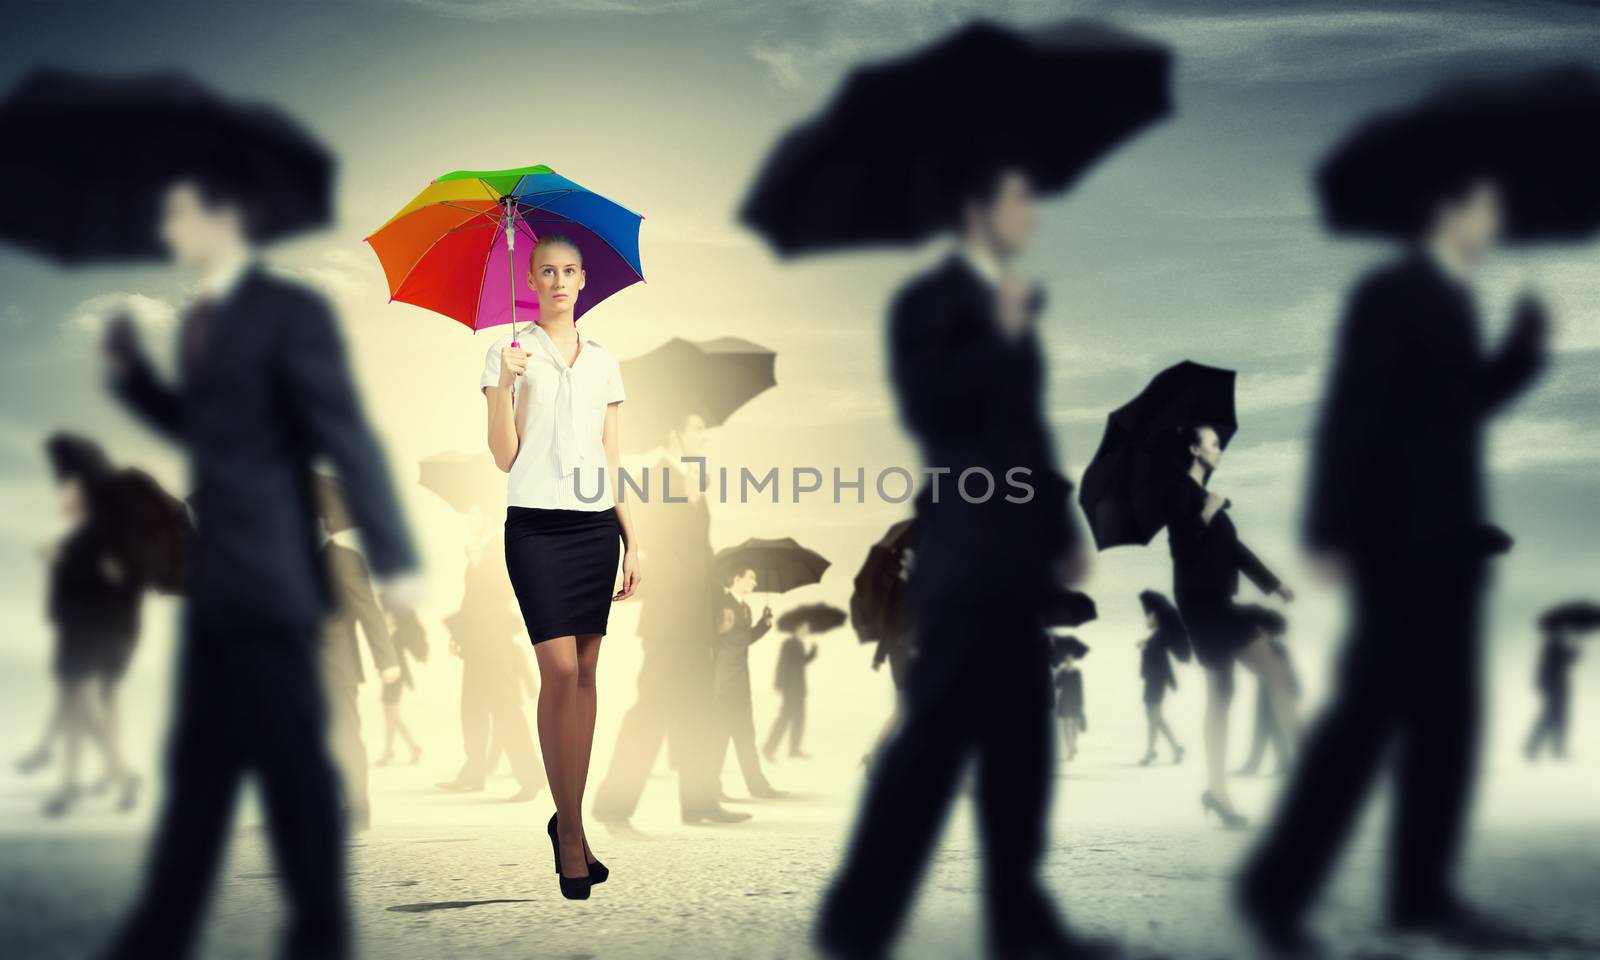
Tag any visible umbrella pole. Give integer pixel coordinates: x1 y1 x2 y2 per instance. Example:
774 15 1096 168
505 200 523 346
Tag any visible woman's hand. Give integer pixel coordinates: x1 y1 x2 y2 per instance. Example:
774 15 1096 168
497 345 529 389
614 546 641 601
1275 584 1295 603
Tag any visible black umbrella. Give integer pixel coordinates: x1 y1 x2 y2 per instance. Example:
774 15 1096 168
418 451 503 515
850 518 918 643
1041 588 1098 629
714 536 830 593
741 18 1171 255
1539 600 1600 634
619 336 777 454
1317 65 1600 243
1079 361 1237 550
777 602 848 635
1138 588 1192 663
1051 634 1091 664
47 434 190 595
0 68 333 263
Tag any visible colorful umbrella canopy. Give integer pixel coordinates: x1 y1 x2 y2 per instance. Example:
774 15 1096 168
366 164 644 333
619 336 778 454
0 68 332 263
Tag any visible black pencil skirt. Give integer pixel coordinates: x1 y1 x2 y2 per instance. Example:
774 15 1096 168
504 506 621 645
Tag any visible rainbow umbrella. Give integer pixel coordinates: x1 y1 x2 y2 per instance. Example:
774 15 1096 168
366 164 644 337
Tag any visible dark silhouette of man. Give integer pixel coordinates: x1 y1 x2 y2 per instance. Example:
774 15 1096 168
436 533 544 800
1524 625 1580 761
99 164 419 960
594 428 750 827
815 162 1101 960
764 625 818 760
316 536 400 831
713 566 780 798
1238 174 1547 957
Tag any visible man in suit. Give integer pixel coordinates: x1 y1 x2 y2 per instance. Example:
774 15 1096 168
98 163 420 960
1237 174 1547 956
435 532 544 801
764 624 818 761
1524 624 1580 761
815 162 1101 960
317 534 400 831
594 416 750 827
713 566 781 799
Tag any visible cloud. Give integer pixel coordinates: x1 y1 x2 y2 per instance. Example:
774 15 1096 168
393 0 714 18
1493 415 1600 473
64 292 177 341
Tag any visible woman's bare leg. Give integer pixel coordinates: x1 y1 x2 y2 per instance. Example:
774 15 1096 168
1203 666 1236 811
575 633 603 861
1237 635 1300 761
1154 703 1183 756
18 683 67 771
534 636 587 878
95 678 130 786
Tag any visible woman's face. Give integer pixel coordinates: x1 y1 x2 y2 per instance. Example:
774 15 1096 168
528 242 585 315
1189 425 1223 472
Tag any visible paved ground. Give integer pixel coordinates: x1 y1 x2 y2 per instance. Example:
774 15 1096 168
3 748 1598 960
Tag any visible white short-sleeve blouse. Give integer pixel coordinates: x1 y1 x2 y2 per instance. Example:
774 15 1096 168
480 324 626 511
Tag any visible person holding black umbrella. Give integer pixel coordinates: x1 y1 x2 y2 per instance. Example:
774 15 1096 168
1236 67 1582 956
1136 590 1187 767
1051 635 1090 763
764 603 842 762
1522 603 1598 761
100 162 419 960
18 435 147 817
1162 422 1299 830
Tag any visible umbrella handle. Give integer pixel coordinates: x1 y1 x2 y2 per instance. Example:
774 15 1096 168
505 200 523 342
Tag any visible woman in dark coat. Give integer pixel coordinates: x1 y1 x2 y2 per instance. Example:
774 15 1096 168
1137 590 1187 766
17 435 144 815
1053 643 1088 762
1164 423 1297 829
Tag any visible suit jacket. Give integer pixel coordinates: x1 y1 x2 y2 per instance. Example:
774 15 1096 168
773 635 816 695
1164 477 1280 606
1304 251 1543 562
635 459 718 650
888 253 1080 607
318 542 397 690
712 591 770 701
112 266 417 628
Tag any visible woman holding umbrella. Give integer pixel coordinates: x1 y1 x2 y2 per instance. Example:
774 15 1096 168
17 435 146 815
1164 423 1298 829
481 233 641 900
1136 590 1187 767
1051 635 1090 763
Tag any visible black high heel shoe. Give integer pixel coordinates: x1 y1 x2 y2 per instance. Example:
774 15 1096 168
1201 790 1250 831
545 813 609 884
546 813 592 900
